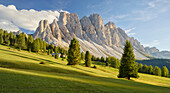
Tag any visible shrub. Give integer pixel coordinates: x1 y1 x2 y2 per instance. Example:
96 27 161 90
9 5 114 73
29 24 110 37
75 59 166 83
40 61 46 64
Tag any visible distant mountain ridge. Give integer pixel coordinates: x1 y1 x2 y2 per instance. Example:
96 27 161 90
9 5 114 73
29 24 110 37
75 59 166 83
22 12 169 59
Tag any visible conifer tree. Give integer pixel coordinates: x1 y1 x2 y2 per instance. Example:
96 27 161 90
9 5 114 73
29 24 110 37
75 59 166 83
153 66 161 76
148 65 154 74
55 53 58 59
85 51 91 67
27 35 33 52
43 40 46 52
67 38 81 65
142 65 148 73
81 52 85 60
3 30 8 44
47 49 50 55
101 56 105 62
0 29 4 44
118 40 139 80
138 63 143 72
161 66 169 77
17 33 25 50
32 39 40 52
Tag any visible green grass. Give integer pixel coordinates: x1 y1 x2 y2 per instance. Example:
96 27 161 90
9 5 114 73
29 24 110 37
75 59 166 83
0 44 170 93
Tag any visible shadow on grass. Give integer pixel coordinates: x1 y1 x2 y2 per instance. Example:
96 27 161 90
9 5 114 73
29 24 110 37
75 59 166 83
0 59 93 76
0 67 170 93
0 48 65 66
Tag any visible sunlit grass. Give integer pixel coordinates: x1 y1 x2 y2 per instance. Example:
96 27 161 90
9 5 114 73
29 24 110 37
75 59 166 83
0 44 170 93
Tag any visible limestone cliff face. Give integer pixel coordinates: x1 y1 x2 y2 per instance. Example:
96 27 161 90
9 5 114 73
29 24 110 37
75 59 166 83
32 12 153 59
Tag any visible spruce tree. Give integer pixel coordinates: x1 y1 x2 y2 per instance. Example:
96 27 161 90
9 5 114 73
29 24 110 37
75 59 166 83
0 29 4 44
118 40 139 80
138 63 143 72
142 65 148 73
43 40 46 52
67 38 81 65
28 35 33 52
17 33 25 50
55 53 59 59
81 52 85 60
161 66 169 77
148 65 154 74
85 51 91 67
101 56 105 62
153 66 161 76
32 39 40 52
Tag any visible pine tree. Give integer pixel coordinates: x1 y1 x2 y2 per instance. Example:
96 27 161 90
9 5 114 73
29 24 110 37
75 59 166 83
0 29 4 44
148 65 154 74
138 63 143 72
43 40 46 53
118 40 139 80
17 33 25 50
67 38 81 65
101 56 105 62
47 49 50 55
111 57 120 68
153 66 161 76
81 52 85 60
3 30 8 44
161 66 169 77
32 39 40 52
142 65 148 73
55 53 59 59
28 35 33 52
85 51 91 67
106 57 111 66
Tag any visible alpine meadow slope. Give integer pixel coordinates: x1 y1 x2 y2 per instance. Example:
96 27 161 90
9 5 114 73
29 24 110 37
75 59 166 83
0 45 170 93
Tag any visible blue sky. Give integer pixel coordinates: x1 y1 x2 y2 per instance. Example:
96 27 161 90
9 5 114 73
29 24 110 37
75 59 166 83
0 0 170 51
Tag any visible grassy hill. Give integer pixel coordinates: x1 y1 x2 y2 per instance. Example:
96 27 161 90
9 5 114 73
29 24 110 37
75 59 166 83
0 45 170 93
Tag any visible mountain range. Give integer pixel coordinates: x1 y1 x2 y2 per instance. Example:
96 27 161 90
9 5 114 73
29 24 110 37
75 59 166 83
16 12 170 59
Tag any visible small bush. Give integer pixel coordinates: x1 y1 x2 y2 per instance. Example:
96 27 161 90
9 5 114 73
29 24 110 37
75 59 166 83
93 65 97 69
62 58 64 61
40 61 46 64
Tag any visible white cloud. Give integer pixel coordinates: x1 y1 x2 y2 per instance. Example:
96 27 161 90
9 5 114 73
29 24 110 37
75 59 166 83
0 4 65 32
143 40 160 47
125 27 136 36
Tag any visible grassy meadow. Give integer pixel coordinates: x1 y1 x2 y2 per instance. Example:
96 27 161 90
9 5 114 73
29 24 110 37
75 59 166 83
0 44 170 93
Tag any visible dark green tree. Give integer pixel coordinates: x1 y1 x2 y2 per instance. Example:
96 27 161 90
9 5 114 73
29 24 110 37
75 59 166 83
17 33 25 50
3 30 8 44
85 51 91 67
27 35 33 52
0 29 4 44
67 38 81 65
43 40 46 52
118 40 139 80
161 66 169 77
32 38 40 52
101 56 105 62
9 32 15 46
148 65 154 74
142 65 148 73
153 66 161 76
47 49 50 55
138 63 143 73
81 52 85 60
111 57 120 68
55 53 59 59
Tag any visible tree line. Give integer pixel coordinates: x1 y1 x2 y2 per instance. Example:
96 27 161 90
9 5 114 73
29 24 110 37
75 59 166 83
138 63 169 77
0 29 67 58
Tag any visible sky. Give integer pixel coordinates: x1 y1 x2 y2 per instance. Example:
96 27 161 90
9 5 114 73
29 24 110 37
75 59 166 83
0 0 170 51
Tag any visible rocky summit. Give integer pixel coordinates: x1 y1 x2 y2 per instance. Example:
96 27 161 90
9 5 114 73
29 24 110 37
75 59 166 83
32 12 169 59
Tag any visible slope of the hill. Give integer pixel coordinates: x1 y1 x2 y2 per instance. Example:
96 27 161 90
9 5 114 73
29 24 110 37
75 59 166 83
0 45 170 93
